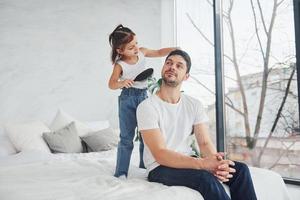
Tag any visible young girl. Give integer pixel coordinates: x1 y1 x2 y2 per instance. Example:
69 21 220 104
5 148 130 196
108 24 177 178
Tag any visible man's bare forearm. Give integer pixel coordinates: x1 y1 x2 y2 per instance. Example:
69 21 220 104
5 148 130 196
154 148 206 170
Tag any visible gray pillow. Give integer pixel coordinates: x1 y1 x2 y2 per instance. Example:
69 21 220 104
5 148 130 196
81 128 118 152
43 122 83 153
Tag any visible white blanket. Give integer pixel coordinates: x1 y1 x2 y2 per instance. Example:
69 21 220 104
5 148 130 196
0 148 290 200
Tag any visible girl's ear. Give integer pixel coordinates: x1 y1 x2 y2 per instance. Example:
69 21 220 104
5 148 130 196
116 48 122 55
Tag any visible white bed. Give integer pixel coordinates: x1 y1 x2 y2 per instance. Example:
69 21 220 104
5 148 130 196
0 147 203 200
0 110 291 200
0 146 292 200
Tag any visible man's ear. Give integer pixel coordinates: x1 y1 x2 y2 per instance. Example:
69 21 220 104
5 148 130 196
184 73 190 81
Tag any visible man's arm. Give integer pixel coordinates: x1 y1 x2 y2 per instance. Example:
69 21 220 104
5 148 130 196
141 128 223 171
193 123 217 157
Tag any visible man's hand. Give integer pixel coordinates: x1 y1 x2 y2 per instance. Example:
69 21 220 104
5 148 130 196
215 152 225 161
213 157 236 182
200 154 223 172
200 153 236 182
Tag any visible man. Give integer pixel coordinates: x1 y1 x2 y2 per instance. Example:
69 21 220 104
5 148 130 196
136 49 257 200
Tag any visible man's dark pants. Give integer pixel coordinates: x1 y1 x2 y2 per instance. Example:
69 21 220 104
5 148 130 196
148 161 257 200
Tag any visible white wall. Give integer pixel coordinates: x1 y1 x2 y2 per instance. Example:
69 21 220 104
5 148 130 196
0 0 175 128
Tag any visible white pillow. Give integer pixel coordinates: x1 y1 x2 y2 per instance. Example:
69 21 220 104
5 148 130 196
0 133 17 157
5 121 51 153
49 109 92 137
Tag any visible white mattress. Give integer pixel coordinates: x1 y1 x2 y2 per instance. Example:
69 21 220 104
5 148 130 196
0 146 290 200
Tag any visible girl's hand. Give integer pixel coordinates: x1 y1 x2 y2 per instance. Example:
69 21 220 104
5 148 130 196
121 79 134 88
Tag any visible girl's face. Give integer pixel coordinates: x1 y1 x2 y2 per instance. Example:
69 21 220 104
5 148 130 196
118 36 139 58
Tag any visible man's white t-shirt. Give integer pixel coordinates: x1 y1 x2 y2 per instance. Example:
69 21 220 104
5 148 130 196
136 93 209 173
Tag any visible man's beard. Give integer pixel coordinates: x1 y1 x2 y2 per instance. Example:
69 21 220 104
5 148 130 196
162 76 179 87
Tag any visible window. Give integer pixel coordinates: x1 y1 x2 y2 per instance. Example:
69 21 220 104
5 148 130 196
176 0 300 182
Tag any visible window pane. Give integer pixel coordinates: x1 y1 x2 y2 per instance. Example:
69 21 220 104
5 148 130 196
222 0 299 180
175 0 217 145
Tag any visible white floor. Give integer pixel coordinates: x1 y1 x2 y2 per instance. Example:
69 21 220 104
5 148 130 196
286 184 300 200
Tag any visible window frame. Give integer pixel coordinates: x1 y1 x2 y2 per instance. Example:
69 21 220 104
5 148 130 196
284 0 300 186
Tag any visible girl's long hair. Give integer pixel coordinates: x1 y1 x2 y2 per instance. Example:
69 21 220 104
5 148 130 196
109 24 135 63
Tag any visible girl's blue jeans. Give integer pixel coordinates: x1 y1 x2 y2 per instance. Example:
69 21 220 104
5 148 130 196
114 87 147 177
148 161 257 200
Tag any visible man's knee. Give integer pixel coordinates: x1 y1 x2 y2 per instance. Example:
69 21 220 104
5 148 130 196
196 170 229 199
197 170 221 188
234 161 252 178
235 162 250 172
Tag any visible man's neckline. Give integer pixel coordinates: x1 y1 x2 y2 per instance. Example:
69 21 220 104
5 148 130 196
155 91 182 105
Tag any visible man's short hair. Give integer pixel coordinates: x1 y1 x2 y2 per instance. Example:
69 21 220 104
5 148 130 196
165 49 191 73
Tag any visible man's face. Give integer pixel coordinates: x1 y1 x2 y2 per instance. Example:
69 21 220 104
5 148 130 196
161 55 189 87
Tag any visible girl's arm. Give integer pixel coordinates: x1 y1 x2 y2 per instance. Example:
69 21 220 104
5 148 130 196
108 63 134 89
140 47 178 58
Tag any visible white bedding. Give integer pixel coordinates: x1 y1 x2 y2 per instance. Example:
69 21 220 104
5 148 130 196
0 147 290 200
